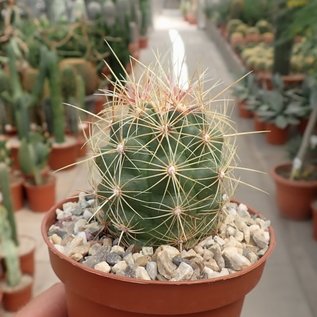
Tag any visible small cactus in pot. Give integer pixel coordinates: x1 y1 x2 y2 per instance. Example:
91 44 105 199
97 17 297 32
91 62 238 249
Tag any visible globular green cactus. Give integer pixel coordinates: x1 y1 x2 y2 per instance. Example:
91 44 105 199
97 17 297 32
0 163 18 245
93 64 237 249
0 205 21 287
18 133 51 186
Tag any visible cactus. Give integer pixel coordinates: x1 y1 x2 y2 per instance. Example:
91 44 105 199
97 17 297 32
0 205 21 287
45 48 65 144
0 163 18 245
5 42 31 140
61 66 85 135
92 63 237 249
140 0 150 36
102 0 116 27
18 133 51 186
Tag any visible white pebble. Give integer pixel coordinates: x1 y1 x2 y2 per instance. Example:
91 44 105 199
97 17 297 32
94 261 111 273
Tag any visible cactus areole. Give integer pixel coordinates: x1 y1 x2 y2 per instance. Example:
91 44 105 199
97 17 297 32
93 66 237 249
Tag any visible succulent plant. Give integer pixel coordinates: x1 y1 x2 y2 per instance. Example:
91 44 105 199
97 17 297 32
61 65 85 136
0 162 18 245
227 19 243 35
0 204 21 287
255 19 273 34
91 62 237 249
18 132 51 186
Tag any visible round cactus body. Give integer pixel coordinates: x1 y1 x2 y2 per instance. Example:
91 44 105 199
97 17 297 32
92 65 237 249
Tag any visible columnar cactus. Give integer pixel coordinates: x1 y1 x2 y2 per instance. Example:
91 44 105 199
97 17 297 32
92 64 237 249
18 133 51 186
0 205 21 287
0 163 18 245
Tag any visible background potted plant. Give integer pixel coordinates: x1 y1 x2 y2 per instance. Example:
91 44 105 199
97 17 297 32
0 203 33 312
0 163 36 277
232 74 257 118
41 60 275 317
18 132 55 213
272 81 317 219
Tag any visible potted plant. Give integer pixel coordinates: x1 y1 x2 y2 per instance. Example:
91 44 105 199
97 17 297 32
232 74 257 118
18 132 55 212
256 75 309 145
0 163 36 276
0 204 33 312
139 0 150 48
272 84 317 220
0 139 24 211
41 61 275 317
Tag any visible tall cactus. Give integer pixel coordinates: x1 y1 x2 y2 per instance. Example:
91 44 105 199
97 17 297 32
92 63 237 249
61 66 85 135
0 205 21 287
5 42 31 140
0 163 18 245
45 48 65 144
18 133 51 186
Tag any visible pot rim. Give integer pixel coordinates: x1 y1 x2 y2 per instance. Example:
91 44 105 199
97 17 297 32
271 162 317 187
41 197 276 286
23 173 56 189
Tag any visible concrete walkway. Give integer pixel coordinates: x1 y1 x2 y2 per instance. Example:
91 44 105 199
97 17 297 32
2 9 317 317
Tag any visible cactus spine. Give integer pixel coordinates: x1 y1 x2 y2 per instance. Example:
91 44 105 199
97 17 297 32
0 162 18 245
92 63 237 249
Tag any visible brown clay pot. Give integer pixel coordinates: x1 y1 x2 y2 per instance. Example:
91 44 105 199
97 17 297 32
253 115 266 131
48 138 78 171
237 100 253 119
139 36 149 49
2 276 33 312
272 163 317 220
10 174 24 211
19 235 36 276
187 14 197 25
94 96 106 114
24 174 56 212
266 123 288 145
245 33 260 43
9 143 20 170
42 198 275 317
310 201 317 240
257 72 305 90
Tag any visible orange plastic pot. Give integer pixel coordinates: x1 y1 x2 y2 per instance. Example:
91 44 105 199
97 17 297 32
266 123 288 145
42 198 275 317
19 235 36 276
2 277 33 312
237 101 253 119
24 174 56 213
48 138 78 171
10 175 24 211
272 163 317 220
139 36 148 49
253 115 267 131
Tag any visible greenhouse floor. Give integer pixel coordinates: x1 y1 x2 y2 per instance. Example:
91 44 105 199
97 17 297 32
2 9 317 317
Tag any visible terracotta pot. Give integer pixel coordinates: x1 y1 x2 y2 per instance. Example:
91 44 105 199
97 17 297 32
24 174 56 212
48 138 78 171
254 115 266 131
272 163 317 220
245 33 260 43
9 143 20 170
42 198 275 317
10 175 24 211
2 275 33 312
139 36 148 49
257 72 305 90
266 123 288 145
237 100 253 119
310 201 317 240
19 235 36 276
298 118 308 135
94 96 106 114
